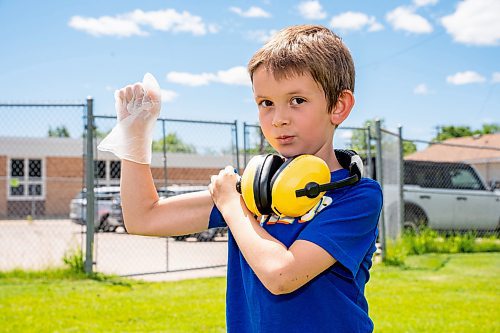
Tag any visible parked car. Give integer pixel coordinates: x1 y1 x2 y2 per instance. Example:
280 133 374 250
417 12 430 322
403 160 500 232
69 186 121 232
108 185 228 240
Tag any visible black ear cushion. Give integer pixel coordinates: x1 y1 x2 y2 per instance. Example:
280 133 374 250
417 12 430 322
269 156 297 192
254 154 284 215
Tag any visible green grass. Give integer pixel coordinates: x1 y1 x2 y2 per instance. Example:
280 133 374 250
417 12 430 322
0 269 226 332
367 253 500 333
1 253 499 332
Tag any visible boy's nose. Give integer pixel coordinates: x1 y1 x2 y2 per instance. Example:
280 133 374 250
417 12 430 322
272 107 290 127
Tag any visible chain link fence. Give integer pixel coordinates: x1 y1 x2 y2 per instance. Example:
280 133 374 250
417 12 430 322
1 100 498 274
91 115 238 276
0 101 87 271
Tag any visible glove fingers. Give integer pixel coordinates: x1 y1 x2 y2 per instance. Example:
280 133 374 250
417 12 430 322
115 89 129 122
143 72 161 103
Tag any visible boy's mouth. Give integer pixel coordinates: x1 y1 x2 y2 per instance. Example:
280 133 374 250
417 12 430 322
276 135 295 144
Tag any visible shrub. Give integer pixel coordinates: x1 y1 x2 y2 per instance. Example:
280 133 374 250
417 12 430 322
383 228 500 266
62 247 85 274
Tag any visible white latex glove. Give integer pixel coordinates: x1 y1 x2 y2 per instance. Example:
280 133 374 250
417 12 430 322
97 73 161 164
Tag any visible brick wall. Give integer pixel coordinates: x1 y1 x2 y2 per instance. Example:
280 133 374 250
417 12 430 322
45 157 83 216
151 166 220 186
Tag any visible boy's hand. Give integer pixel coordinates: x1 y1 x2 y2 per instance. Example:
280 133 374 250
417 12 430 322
209 166 242 215
97 73 161 164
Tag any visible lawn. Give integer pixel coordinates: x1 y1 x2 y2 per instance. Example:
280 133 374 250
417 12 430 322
1 252 498 332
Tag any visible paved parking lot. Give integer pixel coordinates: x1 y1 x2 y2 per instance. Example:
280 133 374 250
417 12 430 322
0 219 228 280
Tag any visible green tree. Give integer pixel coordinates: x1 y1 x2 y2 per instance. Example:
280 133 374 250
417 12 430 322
432 124 500 142
152 132 196 153
480 123 500 134
432 126 474 142
402 140 417 156
349 119 383 157
48 125 70 138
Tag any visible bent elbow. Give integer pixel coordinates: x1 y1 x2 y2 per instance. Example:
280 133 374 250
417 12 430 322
123 220 140 235
261 269 297 295
122 215 151 236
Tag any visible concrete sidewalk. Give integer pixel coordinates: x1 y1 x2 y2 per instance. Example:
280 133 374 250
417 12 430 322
128 266 227 282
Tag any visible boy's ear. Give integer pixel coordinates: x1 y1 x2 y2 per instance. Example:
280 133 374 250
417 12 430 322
330 90 355 126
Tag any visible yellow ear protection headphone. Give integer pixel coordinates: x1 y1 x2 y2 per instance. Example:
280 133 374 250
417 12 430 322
236 149 363 217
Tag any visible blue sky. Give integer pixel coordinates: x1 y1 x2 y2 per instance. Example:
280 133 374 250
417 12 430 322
0 0 499 147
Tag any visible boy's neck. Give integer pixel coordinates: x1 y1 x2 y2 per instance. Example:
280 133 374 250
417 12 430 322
314 146 344 172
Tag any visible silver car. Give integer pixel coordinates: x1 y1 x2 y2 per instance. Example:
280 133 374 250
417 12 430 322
69 186 121 231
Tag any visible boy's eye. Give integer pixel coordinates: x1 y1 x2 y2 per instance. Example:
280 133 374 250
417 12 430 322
291 97 306 105
258 100 273 107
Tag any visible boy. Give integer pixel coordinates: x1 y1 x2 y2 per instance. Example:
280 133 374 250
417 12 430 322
99 25 382 332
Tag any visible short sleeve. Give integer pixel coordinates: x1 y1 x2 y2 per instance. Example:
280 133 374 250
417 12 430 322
208 205 227 229
297 179 382 278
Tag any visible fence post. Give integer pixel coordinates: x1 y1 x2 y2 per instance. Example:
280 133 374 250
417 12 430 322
85 97 95 274
375 119 386 261
161 119 168 189
366 125 372 178
398 126 404 238
243 122 248 167
234 120 240 171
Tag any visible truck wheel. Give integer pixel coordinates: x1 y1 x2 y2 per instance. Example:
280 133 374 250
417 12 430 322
404 205 428 233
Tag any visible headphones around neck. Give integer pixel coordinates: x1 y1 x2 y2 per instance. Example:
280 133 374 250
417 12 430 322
236 149 363 218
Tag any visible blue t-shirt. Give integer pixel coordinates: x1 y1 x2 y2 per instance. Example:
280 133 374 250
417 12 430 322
209 168 383 333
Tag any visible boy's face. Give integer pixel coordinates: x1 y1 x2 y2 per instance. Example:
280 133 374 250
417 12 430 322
253 67 335 159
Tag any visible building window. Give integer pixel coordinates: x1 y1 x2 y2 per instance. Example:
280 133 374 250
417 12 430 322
94 160 121 186
8 158 44 200
95 160 106 179
110 161 121 179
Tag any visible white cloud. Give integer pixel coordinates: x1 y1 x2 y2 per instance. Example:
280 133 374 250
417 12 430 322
166 72 215 86
128 9 208 35
298 1 327 20
213 67 251 86
167 66 251 87
386 6 433 34
230 6 271 18
69 8 215 37
413 0 438 7
68 16 147 37
492 72 500 83
330 12 384 32
446 71 486 85
160 89 178 102
441 0 500 46
247 29 278 43
413 83 432 95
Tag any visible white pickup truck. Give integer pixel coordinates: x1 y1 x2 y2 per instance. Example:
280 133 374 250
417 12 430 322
403 160 500 231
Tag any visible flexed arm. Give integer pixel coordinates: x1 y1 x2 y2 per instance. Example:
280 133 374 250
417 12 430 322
98 74 213 236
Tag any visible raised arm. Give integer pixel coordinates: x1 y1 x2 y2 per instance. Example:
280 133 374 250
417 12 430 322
98 73 213 237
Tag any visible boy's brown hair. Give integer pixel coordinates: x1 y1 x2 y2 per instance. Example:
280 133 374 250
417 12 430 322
248 25 355 113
